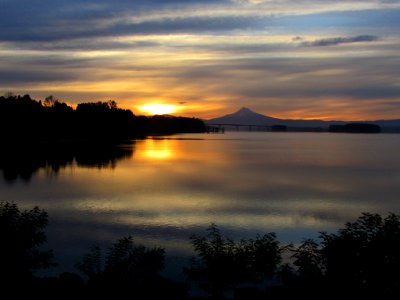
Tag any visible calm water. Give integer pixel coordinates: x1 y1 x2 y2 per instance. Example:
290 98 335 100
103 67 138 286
1 132 400 280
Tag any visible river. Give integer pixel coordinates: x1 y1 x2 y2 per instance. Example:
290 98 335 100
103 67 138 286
1 131 400 281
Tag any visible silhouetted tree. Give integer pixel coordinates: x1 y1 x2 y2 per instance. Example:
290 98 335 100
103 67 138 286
104 236 165 285
185 224 236 298
0 94 206 142
290 238 324 288
319 212 400 295
236 233 282 283
75 236 185 298
185 224 282 298
0 202 55 286
75 100 137 139
77 236 164 284
144 115 206 134
76 245 103 280
285 213 400 297
4 91 15 98
43 95 59 108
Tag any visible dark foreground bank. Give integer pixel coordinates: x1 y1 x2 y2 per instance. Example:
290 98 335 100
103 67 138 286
1 201 400 299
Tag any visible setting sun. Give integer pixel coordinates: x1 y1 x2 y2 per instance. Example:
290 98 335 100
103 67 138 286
139 104 177 115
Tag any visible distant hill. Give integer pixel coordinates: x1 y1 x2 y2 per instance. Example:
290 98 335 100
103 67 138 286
205 107 400 132
205 107 343 128
206 107 282 126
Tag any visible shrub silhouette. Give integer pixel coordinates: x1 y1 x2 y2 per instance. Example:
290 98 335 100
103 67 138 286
289 213 400 297
77 236 164 285
291 238 324 285
2 201 400 298
320 212 400 295
0 202 55 286
76 236 187 298
185 223 282 298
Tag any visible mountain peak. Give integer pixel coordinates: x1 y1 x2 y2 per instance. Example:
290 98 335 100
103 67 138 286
234 107 268 117
205 107 400 129
206 107 280 125
238 107 252 113
234 107 258 116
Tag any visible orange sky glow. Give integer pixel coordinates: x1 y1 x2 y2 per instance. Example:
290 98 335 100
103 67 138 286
2 1 400 121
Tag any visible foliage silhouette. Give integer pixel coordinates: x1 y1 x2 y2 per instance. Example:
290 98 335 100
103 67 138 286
76 236 164 284
3 200 400 298
291 238 324 285
319 212 400 295
0 202 55 287
287 212 400 297
0 94 206 142
185 223 282 298
76 236 188 299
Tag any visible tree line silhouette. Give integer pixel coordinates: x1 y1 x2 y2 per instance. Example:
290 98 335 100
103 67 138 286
329 123 381 133
2 201 400 299
0 94 206 142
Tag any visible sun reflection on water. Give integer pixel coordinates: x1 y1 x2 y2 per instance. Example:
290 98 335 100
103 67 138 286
137 139 176 160
3 133 400 279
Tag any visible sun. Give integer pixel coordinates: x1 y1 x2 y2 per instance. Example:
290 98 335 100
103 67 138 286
139 104 177 115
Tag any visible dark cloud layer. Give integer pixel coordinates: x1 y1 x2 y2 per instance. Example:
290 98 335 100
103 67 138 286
0 15 268 42
1 1 400 44
0 70 76 84
302 35 379 47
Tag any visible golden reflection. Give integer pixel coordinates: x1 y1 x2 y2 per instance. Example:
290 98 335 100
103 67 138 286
143 149 173 160
133 135 233 164
137 139 176 160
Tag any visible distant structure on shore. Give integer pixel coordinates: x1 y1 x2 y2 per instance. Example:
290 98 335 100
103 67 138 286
205 107 399 133
329 123 381 133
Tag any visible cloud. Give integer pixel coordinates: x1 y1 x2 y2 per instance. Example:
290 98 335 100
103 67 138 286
162 55 400 118
0 69 77 85
302 35 379 47
292 36 304 41
0 13 270 43
1 1 400 120
1 0 399 45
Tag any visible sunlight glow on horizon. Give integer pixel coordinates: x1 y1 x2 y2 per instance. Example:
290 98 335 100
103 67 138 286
139 104 178 115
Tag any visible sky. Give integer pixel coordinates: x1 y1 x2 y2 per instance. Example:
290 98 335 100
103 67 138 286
1 0 400 120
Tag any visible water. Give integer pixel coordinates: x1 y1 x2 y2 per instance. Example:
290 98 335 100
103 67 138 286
1 132 400 281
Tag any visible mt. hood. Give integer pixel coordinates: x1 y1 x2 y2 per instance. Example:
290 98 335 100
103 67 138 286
205 107 282 126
